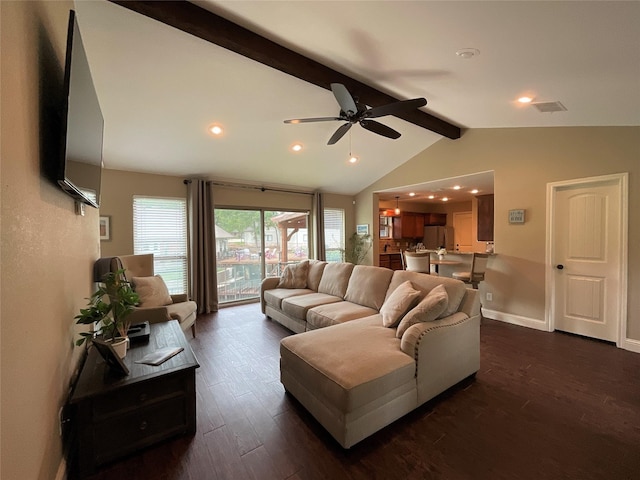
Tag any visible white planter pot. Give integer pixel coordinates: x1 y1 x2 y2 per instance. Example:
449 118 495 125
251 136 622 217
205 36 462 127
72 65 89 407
111 337 129 358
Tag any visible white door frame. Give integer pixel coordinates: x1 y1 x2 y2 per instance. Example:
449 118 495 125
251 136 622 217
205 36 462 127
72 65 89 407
545 172 628 348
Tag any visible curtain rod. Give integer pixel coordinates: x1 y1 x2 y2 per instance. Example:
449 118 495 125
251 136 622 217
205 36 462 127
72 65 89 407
184 179 315 196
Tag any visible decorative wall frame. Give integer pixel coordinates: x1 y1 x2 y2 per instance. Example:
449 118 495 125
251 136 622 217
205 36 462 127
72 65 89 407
508 209 525 224
356 224 369 235
99 215 111 241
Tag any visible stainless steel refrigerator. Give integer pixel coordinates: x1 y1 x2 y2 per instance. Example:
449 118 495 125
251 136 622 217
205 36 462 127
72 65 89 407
423 226 454 250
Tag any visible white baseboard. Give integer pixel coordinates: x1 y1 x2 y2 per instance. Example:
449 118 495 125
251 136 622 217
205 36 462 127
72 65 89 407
620 337 640 354
483 308 640 354
482 308 549 331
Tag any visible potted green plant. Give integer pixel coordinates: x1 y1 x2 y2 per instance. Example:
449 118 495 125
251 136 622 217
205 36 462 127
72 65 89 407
75 269 139 357
343 232 372 265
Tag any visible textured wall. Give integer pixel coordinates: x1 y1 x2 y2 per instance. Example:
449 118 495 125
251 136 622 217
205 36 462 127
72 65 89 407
1 1 99 479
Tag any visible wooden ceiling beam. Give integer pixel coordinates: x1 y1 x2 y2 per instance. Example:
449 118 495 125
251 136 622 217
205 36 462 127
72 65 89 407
109 0 461 139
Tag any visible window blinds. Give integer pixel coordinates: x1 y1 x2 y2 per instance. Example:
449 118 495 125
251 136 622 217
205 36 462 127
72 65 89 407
133 196 188 294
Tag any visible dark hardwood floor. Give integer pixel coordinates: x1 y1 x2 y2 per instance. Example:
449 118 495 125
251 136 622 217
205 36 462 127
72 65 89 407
86 304 640 480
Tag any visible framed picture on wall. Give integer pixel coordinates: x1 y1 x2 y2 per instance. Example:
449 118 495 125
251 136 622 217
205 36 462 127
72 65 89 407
99 216 111 241
356 224 369 235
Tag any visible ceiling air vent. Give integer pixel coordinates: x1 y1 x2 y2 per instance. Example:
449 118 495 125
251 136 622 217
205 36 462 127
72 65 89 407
531 101 567 113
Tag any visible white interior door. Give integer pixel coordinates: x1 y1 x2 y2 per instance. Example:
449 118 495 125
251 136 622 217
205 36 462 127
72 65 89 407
453 212 472 252
551 178 623 342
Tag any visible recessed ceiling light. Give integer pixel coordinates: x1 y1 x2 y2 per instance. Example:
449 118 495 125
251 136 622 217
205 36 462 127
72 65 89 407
208 124 223 136
518 96 533 104
409 192 416 197
453 185 461 190
471 189 479 194
456 48 480 59
291 143 303 152
428 195 435 199
442 197 449 202
348 155 358 164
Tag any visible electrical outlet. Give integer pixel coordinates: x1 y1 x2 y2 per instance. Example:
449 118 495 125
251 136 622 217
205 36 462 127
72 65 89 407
486 292 493 302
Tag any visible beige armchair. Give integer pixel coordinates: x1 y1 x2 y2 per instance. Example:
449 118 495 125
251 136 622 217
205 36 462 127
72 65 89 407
94 254 197 337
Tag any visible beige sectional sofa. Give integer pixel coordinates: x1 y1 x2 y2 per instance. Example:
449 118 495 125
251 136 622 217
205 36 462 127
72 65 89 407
261 260 481 448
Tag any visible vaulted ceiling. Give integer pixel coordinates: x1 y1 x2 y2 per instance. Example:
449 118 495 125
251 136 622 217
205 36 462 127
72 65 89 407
75 1 640 197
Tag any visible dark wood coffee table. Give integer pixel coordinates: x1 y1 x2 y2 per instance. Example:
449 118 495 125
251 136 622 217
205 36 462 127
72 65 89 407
68 320 199 478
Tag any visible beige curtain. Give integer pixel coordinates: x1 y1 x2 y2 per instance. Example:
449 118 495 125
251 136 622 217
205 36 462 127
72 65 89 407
186 179 218 313
313 191 326 260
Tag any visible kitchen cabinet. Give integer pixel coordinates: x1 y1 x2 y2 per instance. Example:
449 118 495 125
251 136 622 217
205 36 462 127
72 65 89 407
424 213 447 226
380 253 403 270
477 194 494 241
392 212 425 239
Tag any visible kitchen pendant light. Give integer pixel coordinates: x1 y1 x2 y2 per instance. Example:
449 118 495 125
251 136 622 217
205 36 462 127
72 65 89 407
394 196 401 215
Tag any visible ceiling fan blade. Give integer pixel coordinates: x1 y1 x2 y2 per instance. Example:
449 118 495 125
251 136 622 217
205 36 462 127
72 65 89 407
284 116 342 124
359 119 401 139
331 83 358 116
365 97 427 119
327 123 352 145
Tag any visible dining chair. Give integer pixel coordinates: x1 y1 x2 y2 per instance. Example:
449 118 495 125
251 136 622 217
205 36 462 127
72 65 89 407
452 253 489 288
403 250 431 273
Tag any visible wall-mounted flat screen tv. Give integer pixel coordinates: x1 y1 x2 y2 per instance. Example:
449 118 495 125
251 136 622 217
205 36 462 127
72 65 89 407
53 9 103 208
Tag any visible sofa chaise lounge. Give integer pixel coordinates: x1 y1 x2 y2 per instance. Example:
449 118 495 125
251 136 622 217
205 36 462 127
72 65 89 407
261 260 481 448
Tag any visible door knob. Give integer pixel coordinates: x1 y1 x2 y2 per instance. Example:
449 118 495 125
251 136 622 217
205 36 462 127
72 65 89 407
556 264 564 270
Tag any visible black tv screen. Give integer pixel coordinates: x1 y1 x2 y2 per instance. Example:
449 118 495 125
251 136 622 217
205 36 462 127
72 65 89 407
56 10 103 208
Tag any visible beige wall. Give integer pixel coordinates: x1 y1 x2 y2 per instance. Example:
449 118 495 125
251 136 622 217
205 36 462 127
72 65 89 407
357 127 640 340
1 2 99 479
99 169 188 257
101 170 356 257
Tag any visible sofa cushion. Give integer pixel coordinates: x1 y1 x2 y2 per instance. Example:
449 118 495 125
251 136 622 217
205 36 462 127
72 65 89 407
344 265 394 311
278 260 309 288
396 284 449 338
132 275 173 307
380 280 422 328
264 288 314 309
307 260 327 291
280 315 415 413
317 262 355 298
306 302 379 330
388 271 467 317
281 293 342 321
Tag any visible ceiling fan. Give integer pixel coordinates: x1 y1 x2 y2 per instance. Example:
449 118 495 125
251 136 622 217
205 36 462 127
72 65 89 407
284 83 427 145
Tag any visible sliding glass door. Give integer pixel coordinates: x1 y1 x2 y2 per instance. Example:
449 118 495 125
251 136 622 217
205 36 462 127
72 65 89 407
215 208 309 305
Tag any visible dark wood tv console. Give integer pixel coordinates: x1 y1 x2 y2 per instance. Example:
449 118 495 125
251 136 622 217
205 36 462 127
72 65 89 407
68 320 199 478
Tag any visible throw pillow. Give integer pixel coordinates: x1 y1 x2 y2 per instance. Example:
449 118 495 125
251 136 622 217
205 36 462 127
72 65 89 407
380 280 421 328
277 260 309 289
132 275 173 307
396 284 449 338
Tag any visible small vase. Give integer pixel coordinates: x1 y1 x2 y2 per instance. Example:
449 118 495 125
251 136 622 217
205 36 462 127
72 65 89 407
111 337 129 359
